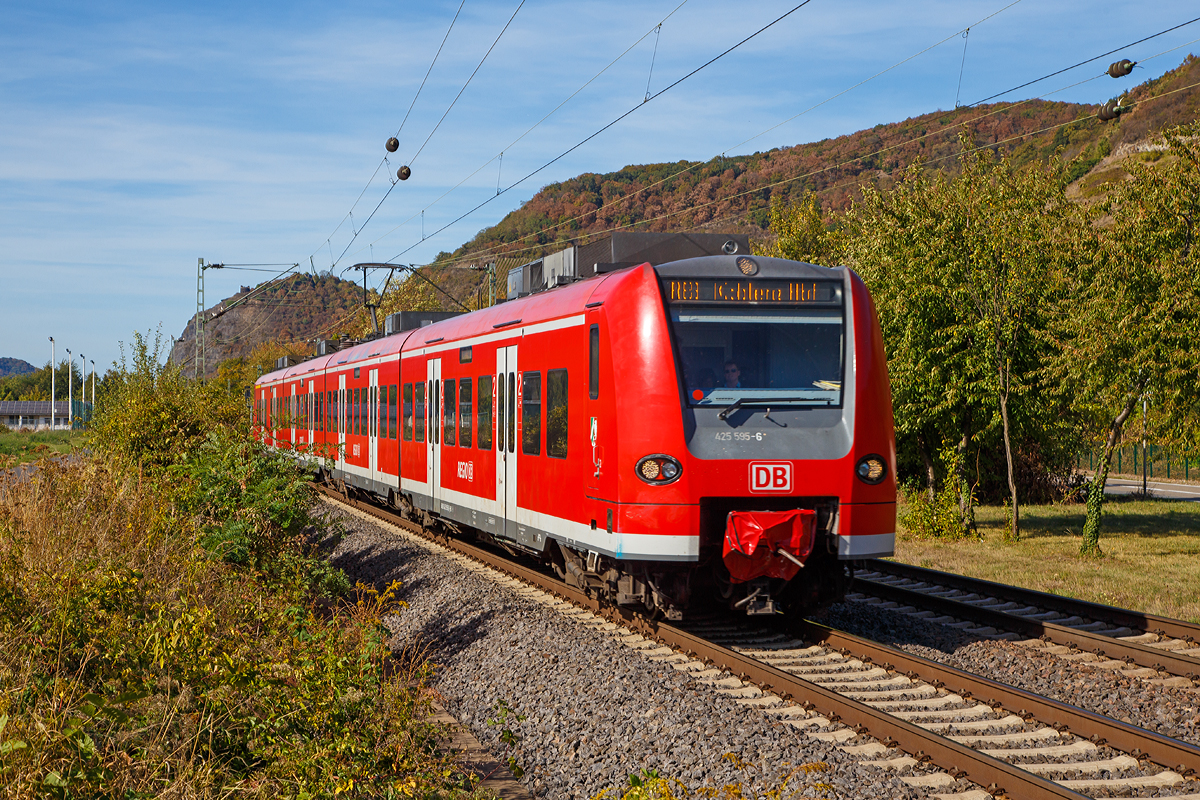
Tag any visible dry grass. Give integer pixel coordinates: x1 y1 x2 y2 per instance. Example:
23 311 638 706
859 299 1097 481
892 497 1200 622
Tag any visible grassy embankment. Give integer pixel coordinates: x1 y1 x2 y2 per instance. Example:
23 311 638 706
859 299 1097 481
0 429 85 467
0 336 481 799
892 498 1200 622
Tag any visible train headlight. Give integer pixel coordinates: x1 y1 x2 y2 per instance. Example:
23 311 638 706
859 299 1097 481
856 455 888 485
636 455 682 485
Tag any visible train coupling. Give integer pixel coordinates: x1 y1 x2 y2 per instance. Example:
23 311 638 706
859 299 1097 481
722 509 816 584
733 580 778 615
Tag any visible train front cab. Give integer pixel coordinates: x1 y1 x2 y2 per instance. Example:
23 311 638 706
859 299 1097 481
591 256 896 615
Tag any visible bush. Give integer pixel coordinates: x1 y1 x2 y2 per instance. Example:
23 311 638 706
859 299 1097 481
88 328 248 471
0 337 476 798
899 482 977 541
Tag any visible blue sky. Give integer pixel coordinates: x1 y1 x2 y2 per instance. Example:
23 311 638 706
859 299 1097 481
3 0 1198 375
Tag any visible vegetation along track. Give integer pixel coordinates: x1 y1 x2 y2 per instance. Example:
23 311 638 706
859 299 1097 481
852 561 1200 683
315 484 1200 799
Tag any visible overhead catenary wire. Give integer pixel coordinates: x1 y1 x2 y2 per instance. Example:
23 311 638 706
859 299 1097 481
366 0 1025 269
383 0 821 266
406 22 1200 274
394 0 467 144
955 28 970 108
305 1 468 270
725 0 1025 157
967 14 1200 106
327 0 527 275
349 0 692 263
574 76 1200 250
408 0 527 167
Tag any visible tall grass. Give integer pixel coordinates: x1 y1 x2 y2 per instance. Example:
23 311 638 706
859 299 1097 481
0 332 478 799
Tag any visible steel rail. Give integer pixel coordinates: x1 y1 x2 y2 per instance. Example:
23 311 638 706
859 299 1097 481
316 486 1092 799
795 621 1200 779
866 559 1200 642
858 568 1200 679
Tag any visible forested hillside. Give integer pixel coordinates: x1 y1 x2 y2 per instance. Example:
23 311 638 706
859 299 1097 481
437 55 1199 273
169 274 364 378
0 358 35 379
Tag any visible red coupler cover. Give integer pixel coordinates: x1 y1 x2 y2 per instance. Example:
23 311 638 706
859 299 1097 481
723 509 817 583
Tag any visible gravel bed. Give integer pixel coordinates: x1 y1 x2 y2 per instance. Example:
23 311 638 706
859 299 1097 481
820 600 1200 797
321 504 942 800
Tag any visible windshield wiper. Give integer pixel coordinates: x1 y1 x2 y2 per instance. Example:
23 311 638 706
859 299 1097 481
717 396 813 420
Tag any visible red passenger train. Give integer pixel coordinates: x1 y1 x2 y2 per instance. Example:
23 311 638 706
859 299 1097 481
253 237 896 617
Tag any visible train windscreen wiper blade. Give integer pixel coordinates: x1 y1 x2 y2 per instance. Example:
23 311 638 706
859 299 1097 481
717 397 812 421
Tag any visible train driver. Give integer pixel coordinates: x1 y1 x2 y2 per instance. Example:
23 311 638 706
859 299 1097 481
723 360 742 389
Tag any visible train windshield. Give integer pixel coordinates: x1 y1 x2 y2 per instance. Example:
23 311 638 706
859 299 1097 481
670 307 845 408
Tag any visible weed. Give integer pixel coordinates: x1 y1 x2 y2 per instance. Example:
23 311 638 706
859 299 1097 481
592 754 833 799
487 699 528 779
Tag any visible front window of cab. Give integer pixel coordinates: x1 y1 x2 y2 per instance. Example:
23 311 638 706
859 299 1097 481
665 279 845 408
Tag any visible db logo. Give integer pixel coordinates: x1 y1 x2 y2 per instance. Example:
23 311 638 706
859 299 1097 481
749 462 792 493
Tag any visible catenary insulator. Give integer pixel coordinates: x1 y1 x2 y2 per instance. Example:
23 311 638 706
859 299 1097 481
397 165 411 181
1107 59 1135 78
1097 98 1125 121
386 137 399 152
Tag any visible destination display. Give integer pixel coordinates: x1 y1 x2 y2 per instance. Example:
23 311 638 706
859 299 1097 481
664 278 841 305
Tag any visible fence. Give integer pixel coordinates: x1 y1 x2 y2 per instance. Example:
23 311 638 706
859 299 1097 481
1077 444 1197 482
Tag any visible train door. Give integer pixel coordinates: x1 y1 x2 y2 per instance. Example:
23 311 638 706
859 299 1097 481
368 368 379 486
307 381 315 450
338 374 346 466
427 358 442 506
496 345 518 538
585 312 616 502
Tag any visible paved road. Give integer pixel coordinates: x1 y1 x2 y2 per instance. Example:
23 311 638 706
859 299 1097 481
1104 477 1200 502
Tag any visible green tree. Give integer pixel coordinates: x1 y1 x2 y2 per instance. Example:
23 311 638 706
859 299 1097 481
1049 121 1200 555
756 194 841 265
843 139 1084 538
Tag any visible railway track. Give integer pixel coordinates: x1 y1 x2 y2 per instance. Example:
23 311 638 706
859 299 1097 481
316 485 1200 799
852 560 1200 683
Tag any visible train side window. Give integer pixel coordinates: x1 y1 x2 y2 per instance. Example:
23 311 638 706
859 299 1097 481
443 380 456 446
522 371 541 456
477 375 492 450
377 386 385 439
497 373 505 452
316 392 321 432
403 384 413 441
508 372 516 453
363 388 370 437
459 377 472 448
414 382 425 442
351 388 358 436
589 325 599 399
389 385 397 440
547 369 568 459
